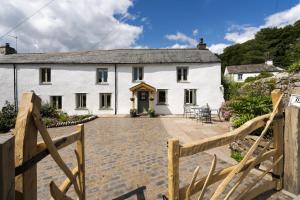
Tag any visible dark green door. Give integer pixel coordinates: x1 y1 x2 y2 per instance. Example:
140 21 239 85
138 91 149 114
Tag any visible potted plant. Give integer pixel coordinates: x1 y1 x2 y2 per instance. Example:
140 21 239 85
148 109 155 118
130 108 137 117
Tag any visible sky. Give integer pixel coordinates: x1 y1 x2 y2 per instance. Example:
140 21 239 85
0 0 300 54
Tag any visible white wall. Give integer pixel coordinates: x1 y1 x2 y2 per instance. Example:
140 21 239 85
224 71 280 82
0 64 14 107
117 63 224 114
0 63 224 115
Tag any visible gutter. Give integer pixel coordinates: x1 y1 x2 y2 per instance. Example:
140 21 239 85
114 64 117 115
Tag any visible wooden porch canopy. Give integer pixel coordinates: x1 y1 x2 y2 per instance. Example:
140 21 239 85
129 82 156 92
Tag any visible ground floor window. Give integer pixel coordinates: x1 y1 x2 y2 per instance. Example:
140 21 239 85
238 73 243 80
100 93 111 109
184 89 197 105
50 96 62 109
157 89 167 104
76 93 87 109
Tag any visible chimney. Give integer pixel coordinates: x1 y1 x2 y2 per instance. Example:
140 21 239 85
265 60 273 66
0 43 17 55
197 38 207 50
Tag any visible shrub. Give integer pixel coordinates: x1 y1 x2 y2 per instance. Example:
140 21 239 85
0 101 17 133
231 150 244 162
148 109 155 118
57 111 69 122
288 60 300 73
130 109 137 117
40 103 58 118
223 78 243 100
244 71 273 83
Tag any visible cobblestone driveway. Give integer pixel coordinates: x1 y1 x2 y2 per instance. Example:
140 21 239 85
37 118 291 200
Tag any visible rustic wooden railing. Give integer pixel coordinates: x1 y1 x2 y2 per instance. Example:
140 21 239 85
12 92 85 200
168 89 284 200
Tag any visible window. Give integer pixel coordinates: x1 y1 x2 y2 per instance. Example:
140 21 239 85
40 68 51 83
50 96 62 109
238 73 243 80
177 67 188 82
100 93 111 109
97 68 108 83
157 89 167 104
76 93 87 109
133 67 143 81
184 89 197 105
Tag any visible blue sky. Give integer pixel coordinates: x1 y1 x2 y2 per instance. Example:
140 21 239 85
0 0 300 53
129 0 300 52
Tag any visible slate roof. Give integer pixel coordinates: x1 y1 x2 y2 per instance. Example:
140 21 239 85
226 63 283 74
0 48 220 64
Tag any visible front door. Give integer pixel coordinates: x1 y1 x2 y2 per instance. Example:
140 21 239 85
138 91 149 114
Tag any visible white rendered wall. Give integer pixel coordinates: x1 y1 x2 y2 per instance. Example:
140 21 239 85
0 64 14 107
117 63 224 115
15 64 116 115
225 72 279 82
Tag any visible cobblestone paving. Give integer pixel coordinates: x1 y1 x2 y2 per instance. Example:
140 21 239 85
37 118 291 200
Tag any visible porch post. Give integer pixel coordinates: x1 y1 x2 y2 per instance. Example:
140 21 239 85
131 92 135 110
149 92 154 110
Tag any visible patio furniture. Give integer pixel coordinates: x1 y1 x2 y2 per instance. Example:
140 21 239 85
184 105 194 118
200 105 212 123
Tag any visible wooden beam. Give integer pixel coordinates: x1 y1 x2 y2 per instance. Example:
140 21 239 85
168 139 180 200
0 133 15 200
179 149 276 199
76 124 86 200
14 92 41 200
50 181 73 200
271 89 284 190
237 181 277 200
180 114 270 157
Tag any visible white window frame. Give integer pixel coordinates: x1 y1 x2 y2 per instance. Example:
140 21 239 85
184 89 197 105
157 89 168 105
40 68 51 84
177 67 189 82
97 68 108 84
237 73 243 80
50 96 62 110
76 93 87 109
99 93 112 109
132 67 144 82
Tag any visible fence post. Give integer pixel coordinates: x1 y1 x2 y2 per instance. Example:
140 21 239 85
284 106 300 195
271 89 284 190
76 124 86 199
168 139 180 200
14 92 41 200
0 133 15 200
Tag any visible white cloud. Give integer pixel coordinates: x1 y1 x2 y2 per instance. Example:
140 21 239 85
192 29 199 37
0 0 143 52
166 43 190 49
165 32 197 47
208 43 229 54
225 3 300 44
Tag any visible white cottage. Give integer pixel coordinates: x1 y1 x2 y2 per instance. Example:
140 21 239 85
224 60 283 82
0 42 224 115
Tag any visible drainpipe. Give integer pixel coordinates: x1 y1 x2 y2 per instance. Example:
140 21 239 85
114 64 117 115
13 64 18 111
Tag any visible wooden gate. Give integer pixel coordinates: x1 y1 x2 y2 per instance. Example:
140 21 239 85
12 92 85 200
168 89 284 200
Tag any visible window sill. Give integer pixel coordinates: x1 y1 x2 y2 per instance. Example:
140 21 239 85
99 108 113 110
156 103 168 105
75 108 88 110
132 80 143 83
177 81 190 83
96 82 109 85
40 82 52 85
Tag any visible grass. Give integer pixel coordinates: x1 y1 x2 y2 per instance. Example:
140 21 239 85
231 150 244 162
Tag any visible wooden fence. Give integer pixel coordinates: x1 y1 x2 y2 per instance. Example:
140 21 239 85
168 89 285 200
1 92 85 200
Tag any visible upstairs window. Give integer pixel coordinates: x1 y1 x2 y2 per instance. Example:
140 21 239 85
177 67 188 82
40 68 51 84
157 89 167 105
238 73 243 80
50 96 62 110
97 68 108 83
76 93 87 109
100 93 111 109
133 67 143 81
184 89 197 105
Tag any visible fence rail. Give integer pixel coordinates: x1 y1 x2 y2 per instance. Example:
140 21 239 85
168 89 285 200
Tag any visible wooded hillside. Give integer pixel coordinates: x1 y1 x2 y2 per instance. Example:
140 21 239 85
220 20 300 70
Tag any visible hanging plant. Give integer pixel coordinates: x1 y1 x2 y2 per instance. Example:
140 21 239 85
130 97 134 101
149 97 154 101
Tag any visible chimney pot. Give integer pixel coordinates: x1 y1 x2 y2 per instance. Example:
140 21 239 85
197 38 206 50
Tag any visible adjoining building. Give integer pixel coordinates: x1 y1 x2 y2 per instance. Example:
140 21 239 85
224 60 284 82
0 41 224 115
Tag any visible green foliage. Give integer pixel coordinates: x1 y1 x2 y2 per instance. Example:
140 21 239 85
148 109 155 118
130 109 137 117
40 103 58 118
222 78 243 100
57 111 69 122
220 20 300 70
0 101 17 133
244 71 273 83
288 60 300 73
231 150 244 162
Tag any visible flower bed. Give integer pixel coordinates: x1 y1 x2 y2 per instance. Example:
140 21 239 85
44 115 97 128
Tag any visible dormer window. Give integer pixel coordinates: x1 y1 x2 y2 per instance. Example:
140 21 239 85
177 67 188 82
40 68 51 84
